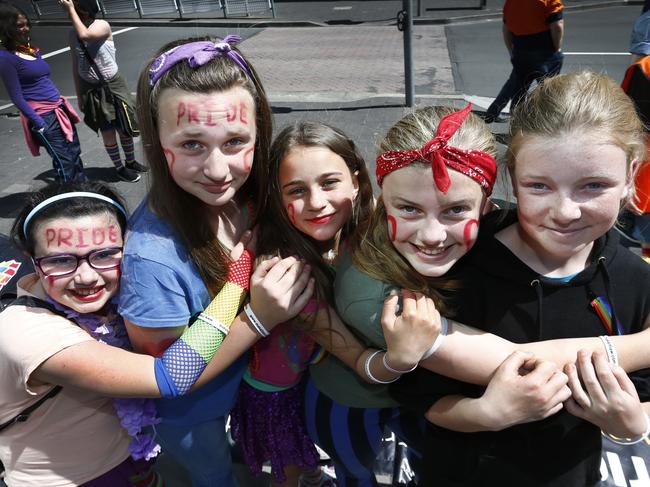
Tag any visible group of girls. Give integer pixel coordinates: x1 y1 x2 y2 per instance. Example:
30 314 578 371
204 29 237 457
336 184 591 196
1 30 650 487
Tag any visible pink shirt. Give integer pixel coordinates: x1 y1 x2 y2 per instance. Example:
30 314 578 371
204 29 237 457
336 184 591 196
0 274 130 486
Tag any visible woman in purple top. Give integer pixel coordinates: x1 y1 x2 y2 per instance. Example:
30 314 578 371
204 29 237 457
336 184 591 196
0 3 87 182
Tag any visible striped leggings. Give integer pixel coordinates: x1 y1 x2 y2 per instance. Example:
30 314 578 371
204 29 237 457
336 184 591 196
304 379 425 487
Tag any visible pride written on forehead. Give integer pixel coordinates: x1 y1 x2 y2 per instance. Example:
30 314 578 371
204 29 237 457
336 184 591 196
43 226 119 248
175 100 250 127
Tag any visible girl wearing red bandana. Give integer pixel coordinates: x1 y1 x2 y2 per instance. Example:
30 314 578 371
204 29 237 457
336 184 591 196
388 73 650 486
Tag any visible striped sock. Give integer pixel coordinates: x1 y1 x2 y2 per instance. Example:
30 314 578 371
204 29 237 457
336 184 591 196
120 135 135 164
104 143 123 168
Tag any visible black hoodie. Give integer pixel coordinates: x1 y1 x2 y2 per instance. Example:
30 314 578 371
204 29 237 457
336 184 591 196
392 209 650 487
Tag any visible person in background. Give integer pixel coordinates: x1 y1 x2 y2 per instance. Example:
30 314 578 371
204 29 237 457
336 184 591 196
0 2 87 182
484 0 564 124
61 0 147 183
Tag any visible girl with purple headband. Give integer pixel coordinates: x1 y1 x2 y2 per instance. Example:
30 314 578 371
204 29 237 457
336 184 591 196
117 35 314 486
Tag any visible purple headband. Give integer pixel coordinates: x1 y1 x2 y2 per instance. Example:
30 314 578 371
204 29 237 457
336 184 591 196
148 35 254 87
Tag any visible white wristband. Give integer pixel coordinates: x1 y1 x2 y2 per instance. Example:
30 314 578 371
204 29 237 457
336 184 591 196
197 312 229 335
244 304 270 338
598 335 619 366
382 351 417 375
421 316 448 360
365 349 398 384
604 414 650 445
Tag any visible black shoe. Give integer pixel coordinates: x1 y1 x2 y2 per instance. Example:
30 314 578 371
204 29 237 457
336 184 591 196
126 160 148 173
116 165 141 183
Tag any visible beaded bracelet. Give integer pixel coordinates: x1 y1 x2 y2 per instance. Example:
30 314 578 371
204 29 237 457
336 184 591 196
382 352 418 375
365 349 399 384
421 316 449 360
604 414 650 445
598 335 619 366
244 304 270 338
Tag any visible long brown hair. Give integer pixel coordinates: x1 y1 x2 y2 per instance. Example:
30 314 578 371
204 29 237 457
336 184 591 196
258 121 373 308
136 36 272 294
352 106 497 313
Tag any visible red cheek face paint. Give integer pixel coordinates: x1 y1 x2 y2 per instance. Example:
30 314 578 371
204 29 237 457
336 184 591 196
242 147 254 172
163 148 176 175
387 215 397 242
463 219 479 249
287 203 296 226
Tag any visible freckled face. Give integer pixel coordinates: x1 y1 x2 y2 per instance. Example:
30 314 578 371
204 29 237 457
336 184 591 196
279 146 359 242
382 165 484 277
32 213 123 314
512 134 630 268
157 86 256 207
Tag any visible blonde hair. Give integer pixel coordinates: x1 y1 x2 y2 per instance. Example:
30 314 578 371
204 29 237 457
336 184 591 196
508 70 648 209
352 105 497 312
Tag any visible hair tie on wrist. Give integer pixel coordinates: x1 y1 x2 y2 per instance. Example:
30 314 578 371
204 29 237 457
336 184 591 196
382 352 417 375
244 304 270 337
421 316 449 360
365 349 398 384
604 414 650 445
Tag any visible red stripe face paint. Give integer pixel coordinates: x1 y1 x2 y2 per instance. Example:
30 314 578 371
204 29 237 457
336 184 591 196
239 102 248 124
463 219 479 249
242 147 254 172
287 203 296 226
163 148 176 175
387 215 397 242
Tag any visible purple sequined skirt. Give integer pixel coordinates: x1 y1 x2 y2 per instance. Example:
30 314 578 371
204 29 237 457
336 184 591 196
230 380 319 483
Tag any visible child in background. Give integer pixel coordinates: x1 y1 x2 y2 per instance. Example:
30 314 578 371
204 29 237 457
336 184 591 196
118 35 314 487
393 71 650 486
231 121 438 486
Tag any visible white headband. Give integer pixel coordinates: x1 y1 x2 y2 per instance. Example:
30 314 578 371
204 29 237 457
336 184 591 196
23 192 128 236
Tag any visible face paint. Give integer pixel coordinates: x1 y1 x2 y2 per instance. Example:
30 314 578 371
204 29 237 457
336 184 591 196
108 225 118 244
176 102 186 126
187 103 200 124
287 203 296 225
45 228 56 247
242 147 254 172
226 103 237 123
239 101 248 124
463 219 479 249
387 214 397 242
75 228 89 249
92 227 106 245
57 228 73 247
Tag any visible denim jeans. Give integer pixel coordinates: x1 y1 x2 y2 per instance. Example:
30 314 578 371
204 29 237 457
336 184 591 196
154 417 239 487
487 50 564 119
36 110 87 183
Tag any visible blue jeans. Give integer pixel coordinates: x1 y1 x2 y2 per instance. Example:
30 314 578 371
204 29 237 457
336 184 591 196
487 50 563 119
154 417 239 487
36 110 87 183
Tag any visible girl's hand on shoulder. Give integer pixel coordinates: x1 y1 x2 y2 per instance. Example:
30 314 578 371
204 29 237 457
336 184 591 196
248 255 314 330
564 349 647 438
381 289 440 370
480 351 571 430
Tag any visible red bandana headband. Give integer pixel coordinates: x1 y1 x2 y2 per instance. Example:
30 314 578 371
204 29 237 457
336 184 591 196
375 104 497 196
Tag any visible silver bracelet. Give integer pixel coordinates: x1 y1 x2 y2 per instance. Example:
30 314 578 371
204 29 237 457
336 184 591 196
382 351 417 375
365 349 399 384
598 335 619 366
604 414 650 445
243 304 270 338
421 316 449 360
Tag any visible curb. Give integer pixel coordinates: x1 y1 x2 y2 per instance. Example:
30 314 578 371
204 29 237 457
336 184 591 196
33 0 644 29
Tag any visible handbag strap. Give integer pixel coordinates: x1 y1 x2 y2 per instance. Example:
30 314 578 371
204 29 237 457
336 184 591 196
77 36 107 86
0 295 66 433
